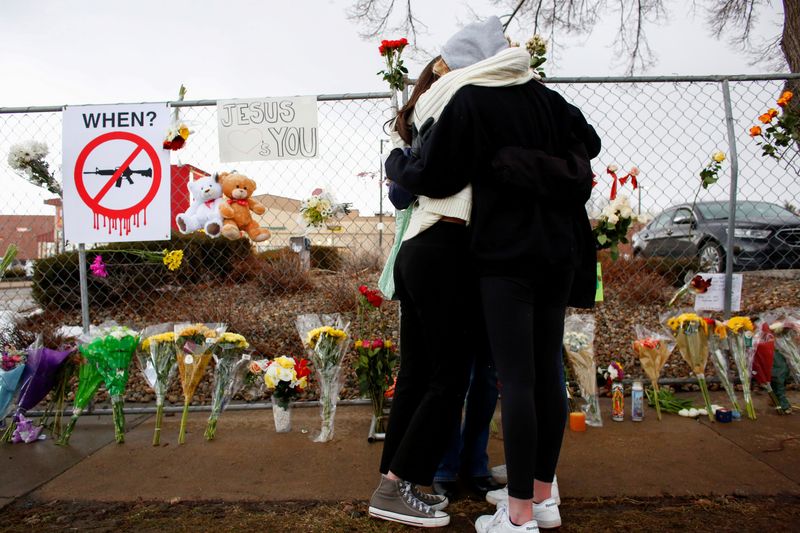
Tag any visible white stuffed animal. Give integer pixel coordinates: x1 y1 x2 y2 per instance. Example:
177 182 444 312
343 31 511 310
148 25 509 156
175 173 224 238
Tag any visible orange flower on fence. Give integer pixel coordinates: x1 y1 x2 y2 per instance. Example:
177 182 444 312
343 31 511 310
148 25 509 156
749 125 762 137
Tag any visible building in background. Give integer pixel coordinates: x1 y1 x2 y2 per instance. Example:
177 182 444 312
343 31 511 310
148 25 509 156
0 215 55 260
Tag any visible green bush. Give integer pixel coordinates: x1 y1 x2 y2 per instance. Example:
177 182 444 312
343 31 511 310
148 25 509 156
32 234 253 311
2 266 28 280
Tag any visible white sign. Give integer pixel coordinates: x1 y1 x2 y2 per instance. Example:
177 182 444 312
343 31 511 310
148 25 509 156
217 96 318 162
694 273 743 312
62 103 171 243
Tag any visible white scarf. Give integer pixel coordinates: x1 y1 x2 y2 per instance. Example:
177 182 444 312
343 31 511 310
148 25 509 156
412 47 536 126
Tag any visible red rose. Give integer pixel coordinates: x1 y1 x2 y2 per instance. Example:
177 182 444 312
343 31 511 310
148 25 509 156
690 275 712 294
168 136 185 151
296 358 311 379
379 44 386 55
359 285 368 295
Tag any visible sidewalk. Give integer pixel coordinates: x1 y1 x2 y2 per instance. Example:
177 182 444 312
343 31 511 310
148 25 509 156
1 391 798 508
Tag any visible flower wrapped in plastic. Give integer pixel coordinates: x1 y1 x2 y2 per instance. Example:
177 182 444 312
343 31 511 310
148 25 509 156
262 355 310 432
664 311 714 421
764 308 800 413
79 325 140 443
205 332 251 441
751 321 787 414
631 325 674 420
0 347 27 429
174 322 226 444
299 188 352 229
2 336 72 442
354 338 398 434
296 314 350 442
724 316 757 420
57 356 104 446
563 314 602 427
706 319 742 415
138 324 178 445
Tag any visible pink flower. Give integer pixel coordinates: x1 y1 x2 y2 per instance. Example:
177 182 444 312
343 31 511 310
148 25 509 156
90 255 108 278
628 166 640 176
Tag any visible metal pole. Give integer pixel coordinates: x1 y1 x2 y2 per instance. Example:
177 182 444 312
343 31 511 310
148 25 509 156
721 79 740 319
378 138 390 255
77 243 90 333
638 185 642 216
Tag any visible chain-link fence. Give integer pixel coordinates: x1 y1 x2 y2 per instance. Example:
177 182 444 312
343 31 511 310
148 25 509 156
1 75 799 394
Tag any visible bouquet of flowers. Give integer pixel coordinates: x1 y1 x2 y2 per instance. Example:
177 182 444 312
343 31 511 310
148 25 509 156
749 90 798 170
57 356 104 446
563 314 602 427
7 140 62 195
263 355 310 432
725 316 757 420
631 325 675 420
664 312 714 421
79 325 140 443
525 34 547 78
205 332 251 441
593 194 639 260
377 38 409 92
2 337 72 442
138 325 179 445
0 347 27 428
299 188 352 229
163 85 192 150
355 338 398 434
706 319 742 415
356 284 384 339
174 322 226 444
89 249 183 278
752 321 787 414
296 314 350 442
764 308 800 413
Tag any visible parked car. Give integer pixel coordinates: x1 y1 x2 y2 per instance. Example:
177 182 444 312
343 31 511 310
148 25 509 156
631 201 800 273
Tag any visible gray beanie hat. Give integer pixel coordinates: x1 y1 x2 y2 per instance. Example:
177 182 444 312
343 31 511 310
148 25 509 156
441 16 508 70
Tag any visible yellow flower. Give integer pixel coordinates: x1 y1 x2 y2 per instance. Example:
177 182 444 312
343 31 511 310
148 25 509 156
162 249 184 271
713 321 728 339
712 151 725 163
178 124 191 140
275 355 295 369
178 324 217 338
667 313 707 333
726 316 754 333
219 332 249 348
355 340 363 348
297 376 308 389
305 326 348 348
264 373 276 389
384 340 393 348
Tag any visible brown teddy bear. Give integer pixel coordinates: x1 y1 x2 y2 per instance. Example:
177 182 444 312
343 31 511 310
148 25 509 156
217 171 271 242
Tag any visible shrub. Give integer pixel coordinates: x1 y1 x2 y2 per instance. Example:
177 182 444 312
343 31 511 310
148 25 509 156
32 234 253 311
2 266 28 280
310 245 346 271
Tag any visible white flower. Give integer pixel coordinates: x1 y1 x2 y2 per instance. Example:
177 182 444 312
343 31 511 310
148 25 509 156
606 164 619 173
769 322 784 333
607 364 619 381
607 214 619 225
307 197 319 209
628 166 640 176
619 205 633 219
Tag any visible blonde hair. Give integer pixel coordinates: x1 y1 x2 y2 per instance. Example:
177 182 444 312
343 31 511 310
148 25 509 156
432 57 451 77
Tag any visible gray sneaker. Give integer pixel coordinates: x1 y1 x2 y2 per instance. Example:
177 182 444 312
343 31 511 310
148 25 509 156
412 485 449 511
369 475 450 528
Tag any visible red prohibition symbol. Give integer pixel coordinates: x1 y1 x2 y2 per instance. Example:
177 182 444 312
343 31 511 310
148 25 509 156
74 131 162 235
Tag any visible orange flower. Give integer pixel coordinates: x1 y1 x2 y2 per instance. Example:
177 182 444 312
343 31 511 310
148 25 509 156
767 108 779 118
749 125 762 137
759 113 774 124
777 90 793 107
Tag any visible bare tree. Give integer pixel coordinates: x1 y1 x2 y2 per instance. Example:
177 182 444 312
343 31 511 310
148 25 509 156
347 0 795 75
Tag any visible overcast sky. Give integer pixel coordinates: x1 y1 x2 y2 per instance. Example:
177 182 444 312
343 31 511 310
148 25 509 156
0 0 786 106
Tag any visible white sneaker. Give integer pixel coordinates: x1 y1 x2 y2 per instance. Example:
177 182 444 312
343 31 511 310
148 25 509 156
532 498 561 529
491 464 508 484
486 476 560 506
475 504 539 533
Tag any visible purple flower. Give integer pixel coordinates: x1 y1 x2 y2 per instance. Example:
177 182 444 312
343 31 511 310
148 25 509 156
90 255 108 278
11 415 42 443
13 346 72 420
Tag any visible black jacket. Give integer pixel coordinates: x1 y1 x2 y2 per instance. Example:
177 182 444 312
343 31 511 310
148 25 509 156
385 79 601 308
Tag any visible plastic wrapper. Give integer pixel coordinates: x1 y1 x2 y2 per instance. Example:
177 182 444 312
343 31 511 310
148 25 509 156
138 324 178 445
296 314 350 442
764 308 800 384
724 316 757 419
563 314 601 427
631 324 675 420
205 333 251 441
57 355 103 446
0 346 27 429
751 320 786 413
174 322 227 444
706 320 741 415
299 188 352 231
663 311 714 421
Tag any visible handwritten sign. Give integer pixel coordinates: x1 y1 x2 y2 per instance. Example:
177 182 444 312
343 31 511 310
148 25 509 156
693 273 743 312
217 96 318 162
62 103 171 244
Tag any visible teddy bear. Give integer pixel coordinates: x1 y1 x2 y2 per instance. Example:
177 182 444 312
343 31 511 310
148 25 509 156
218 171 271 242
175 173 224 238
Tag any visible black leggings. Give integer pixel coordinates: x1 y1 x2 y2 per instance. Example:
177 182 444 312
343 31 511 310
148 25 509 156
480 274 571 500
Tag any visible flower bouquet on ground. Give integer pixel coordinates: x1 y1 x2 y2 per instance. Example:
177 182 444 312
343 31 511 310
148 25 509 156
205 332 251 441
664 312 714 421
299 188 352 229
262 355 310 432
57 355 104 446
2 337 72 442
174 323 226 444
0 347 27 429
79 325 140 443
631 325 675 420
706 319 742 415
764 309 800 414
725 316 757 420
563 314 602 427
355 338 398 436
296 314 350 442
138 325 178 445
752 321 787 414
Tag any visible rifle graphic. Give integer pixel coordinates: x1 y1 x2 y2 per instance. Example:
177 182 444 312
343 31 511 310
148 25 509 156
84 167 153 188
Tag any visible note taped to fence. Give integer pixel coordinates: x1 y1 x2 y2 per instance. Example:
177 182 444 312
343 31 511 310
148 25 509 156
595 262 603 302
693 273 743 312
217 96 318 162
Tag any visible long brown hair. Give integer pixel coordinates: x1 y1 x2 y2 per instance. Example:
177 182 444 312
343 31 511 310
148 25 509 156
393 56 441 145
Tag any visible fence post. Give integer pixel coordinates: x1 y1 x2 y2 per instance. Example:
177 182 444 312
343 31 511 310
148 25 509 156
77 244 90 334
721 79 740 319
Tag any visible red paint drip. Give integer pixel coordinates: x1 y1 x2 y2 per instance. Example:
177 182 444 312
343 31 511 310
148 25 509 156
90 209 149 237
